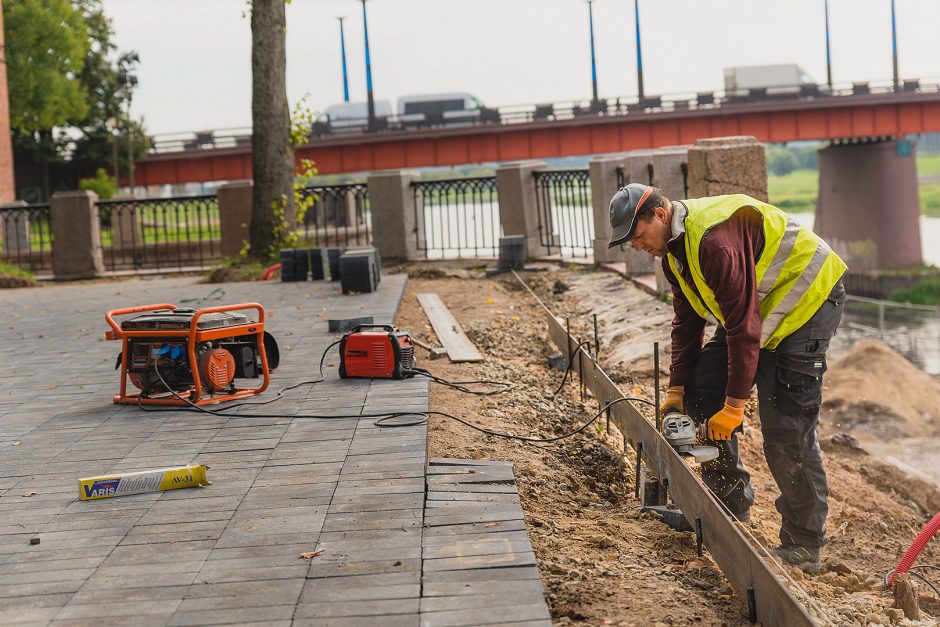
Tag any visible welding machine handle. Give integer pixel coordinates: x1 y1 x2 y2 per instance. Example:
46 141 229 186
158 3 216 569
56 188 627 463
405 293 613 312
350 324 396 333
105 303 178 338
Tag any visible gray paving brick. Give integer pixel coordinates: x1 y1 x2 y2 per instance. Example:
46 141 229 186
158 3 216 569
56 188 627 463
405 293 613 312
167 604 296 626
293 598 419 619
55 599 183 620
420 605 552 627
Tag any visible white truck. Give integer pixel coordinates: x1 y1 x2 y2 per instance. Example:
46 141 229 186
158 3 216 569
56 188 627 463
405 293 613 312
723 64 818 99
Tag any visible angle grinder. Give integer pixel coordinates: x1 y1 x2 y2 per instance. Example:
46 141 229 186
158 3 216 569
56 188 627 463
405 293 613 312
662 411 719 463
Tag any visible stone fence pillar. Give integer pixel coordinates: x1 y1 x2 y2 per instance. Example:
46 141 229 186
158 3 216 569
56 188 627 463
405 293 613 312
368 170 420 261
687 136 768 200
651 146 690 294
1 200 29 253
50 190 103 280
495 160 550 258
588 154 627 265
619 150 657 275
217 180 253 258
107 197 143 251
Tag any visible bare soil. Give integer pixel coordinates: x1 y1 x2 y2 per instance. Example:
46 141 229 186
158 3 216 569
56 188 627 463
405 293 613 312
394 262 940 626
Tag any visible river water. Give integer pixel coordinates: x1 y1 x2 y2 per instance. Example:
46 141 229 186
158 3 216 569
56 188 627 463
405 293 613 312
790 213 940 266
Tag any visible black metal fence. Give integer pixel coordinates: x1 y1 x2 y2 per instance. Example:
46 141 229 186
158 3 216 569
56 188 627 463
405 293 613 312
533 169 593 258
0 203 53 273
96 195 221 272
411 177 501 258
296 183 371 248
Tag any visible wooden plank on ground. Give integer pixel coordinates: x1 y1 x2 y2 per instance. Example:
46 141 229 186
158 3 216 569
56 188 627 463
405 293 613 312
416 293 483 362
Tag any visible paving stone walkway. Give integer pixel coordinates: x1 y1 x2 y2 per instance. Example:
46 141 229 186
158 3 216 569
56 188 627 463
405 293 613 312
0 275 549 626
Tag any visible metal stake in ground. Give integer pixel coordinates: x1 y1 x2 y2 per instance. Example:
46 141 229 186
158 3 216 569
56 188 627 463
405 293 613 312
654 340 661 432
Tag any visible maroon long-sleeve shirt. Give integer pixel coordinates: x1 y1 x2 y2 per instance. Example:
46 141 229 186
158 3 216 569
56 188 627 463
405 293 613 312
663 204 765 399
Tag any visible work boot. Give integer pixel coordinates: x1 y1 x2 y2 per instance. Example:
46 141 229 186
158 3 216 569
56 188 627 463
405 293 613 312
770 544 821 574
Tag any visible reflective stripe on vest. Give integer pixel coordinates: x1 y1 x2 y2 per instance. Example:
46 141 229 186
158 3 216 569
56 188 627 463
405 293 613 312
667 194 847 350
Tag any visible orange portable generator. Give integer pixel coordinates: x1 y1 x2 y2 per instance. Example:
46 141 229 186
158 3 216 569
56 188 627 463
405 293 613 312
339 324 416 380
105 303 279 406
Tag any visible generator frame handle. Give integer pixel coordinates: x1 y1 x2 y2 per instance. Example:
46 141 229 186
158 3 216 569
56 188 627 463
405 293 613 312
106 303 177 339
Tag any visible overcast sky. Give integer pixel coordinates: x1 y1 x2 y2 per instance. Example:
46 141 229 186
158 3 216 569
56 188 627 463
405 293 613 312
102 0 940 136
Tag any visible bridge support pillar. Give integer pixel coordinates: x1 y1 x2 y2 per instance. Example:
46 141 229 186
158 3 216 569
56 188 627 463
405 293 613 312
816 139 922 270
218 181 253 258
589 154 627 265
496 160 549 258
368 170 420 261
50 190 103 280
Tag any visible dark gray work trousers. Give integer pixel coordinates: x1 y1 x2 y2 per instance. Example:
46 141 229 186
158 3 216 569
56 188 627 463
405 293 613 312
683 280 845 548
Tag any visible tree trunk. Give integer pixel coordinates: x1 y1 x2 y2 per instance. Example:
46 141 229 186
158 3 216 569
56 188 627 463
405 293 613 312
249 0 293 259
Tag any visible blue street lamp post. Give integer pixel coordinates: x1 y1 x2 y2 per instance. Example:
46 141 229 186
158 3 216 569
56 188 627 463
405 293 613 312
359 0 376 130
890 0 899 91
633 0 644 101
337 17 350 102
823 0 832 91
587 0 599 104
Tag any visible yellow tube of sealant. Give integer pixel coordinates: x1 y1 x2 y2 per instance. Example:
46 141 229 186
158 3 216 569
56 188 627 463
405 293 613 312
78 465 210 501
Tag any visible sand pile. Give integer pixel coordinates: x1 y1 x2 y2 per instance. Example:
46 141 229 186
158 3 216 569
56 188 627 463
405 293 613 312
822 340 940 439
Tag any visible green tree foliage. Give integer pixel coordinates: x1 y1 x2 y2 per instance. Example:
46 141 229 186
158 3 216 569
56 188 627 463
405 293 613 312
4 0 89 132
78 167 116 199
889 277 940 305
766 146 800 176
3 0 146 198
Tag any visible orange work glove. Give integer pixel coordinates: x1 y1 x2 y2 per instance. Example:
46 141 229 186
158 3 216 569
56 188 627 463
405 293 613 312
705 403 745 441
660 386 685 419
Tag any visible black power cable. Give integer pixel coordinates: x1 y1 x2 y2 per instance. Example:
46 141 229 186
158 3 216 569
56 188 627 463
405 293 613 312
550 341 593 399
136 335 655 445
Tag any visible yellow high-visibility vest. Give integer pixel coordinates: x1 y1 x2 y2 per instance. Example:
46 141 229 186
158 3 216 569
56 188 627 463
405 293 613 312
666 194 847 350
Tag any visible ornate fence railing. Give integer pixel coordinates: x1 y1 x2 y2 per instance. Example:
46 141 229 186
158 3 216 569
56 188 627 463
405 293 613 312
296 183 371 248
96 195 221 272
533 169 593 258
0 203 53 273
411 177 501 258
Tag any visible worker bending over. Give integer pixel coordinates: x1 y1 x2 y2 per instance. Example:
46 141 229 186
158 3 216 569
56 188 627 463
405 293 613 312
608 184 846 574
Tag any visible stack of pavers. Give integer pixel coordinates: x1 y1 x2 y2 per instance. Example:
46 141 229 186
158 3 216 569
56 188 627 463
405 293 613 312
281 248 330 282
340 246 382 295
497 235 525 272
281 246 382 295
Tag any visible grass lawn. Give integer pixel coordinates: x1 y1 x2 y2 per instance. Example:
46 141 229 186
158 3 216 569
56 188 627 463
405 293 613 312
768 155 940 216
768 169 819 214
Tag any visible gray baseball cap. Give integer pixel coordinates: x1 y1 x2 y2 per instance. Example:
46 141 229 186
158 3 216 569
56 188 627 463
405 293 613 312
607 183 662 248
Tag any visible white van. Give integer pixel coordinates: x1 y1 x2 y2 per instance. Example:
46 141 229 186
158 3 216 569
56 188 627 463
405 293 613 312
396 93 485 127
321 100 393 130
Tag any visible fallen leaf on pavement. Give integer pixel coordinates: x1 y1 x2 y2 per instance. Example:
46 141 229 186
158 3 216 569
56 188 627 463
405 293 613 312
299 549 324 559
23 491 37 497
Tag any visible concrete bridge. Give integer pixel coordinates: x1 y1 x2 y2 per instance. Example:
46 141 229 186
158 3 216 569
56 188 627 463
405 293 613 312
135 87 940 186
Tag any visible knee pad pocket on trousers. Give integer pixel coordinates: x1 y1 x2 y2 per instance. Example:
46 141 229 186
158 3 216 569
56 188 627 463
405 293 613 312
773 354 826 415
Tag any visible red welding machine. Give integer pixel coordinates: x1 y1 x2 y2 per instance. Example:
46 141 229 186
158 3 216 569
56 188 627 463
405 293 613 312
339 324 416 380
